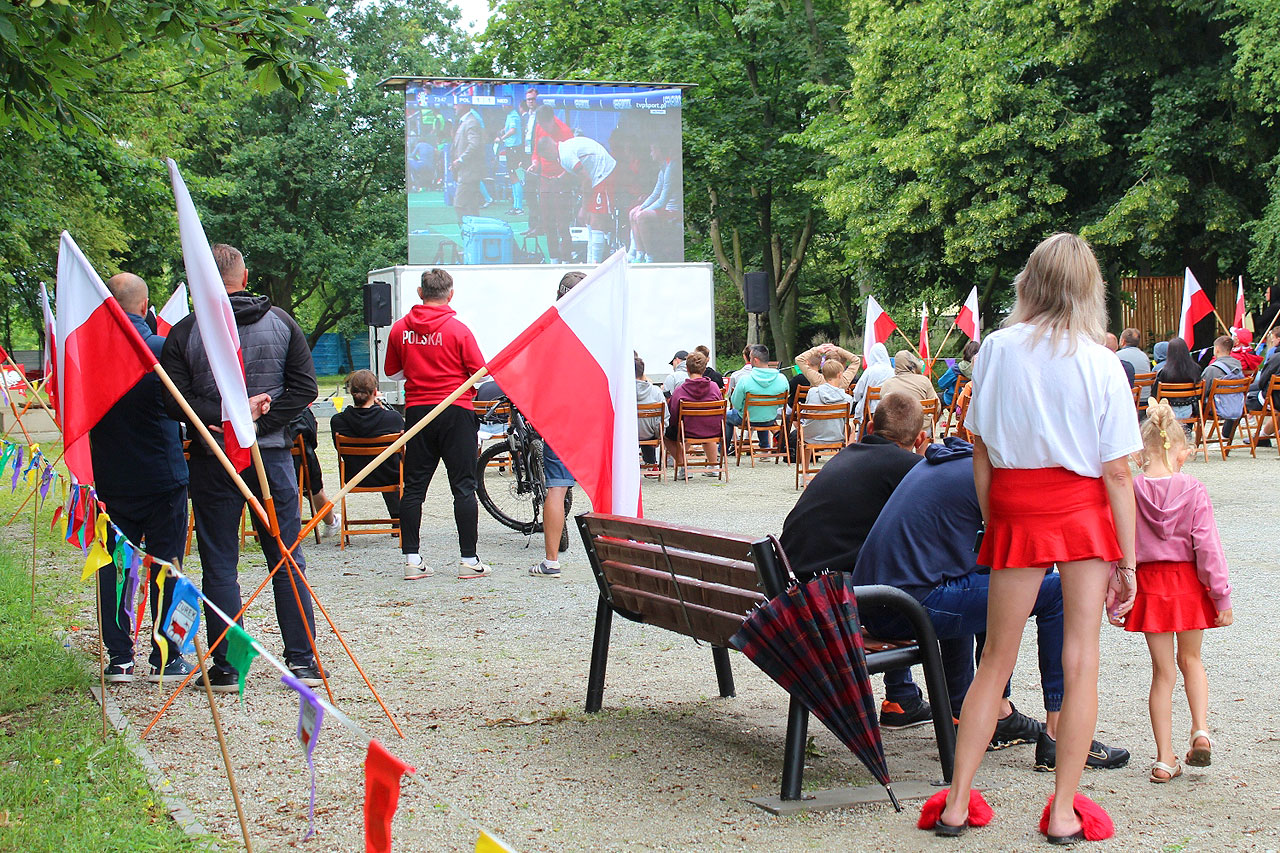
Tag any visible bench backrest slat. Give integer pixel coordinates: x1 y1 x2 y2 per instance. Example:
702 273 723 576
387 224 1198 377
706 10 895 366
599 560 765 618
609 585 750 647
584 514 758 562
593 538 762 592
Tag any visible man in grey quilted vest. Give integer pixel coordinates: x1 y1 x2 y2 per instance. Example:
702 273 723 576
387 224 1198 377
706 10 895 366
160 244 322 692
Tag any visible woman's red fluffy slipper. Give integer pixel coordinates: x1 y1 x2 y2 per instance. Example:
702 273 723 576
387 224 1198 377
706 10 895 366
1039 793 1114 842
917 789 993 829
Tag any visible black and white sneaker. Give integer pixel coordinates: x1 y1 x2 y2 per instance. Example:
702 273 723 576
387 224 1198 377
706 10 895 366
147 658 195 684
988 702 1045 750
103 660 135 683
1033 731 1130 771
288 663 325 689
190 669 240 693
880 696 933 730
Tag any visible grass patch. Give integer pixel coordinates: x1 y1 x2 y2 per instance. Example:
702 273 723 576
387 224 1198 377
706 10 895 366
0 539 217 851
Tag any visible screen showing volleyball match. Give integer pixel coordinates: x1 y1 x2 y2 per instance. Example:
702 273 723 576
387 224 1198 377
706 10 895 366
404 79 684 266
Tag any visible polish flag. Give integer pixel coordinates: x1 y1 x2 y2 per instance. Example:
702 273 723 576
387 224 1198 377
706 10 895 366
54 232 159 483
863 296 899 364
486 251 640 516
1179 267 1214 347
956 286 981 342
918 302 930 365
1233 276 1245 332
168 159 254 472
40 282 57 411
156 282 190 336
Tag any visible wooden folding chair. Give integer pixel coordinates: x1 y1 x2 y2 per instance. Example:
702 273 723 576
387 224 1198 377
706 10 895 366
1206 376 1253 459
676 399 728 482
941 377 968 438
1154 383 1209 462
334 433 404 549
921 398 940 439
1133 372 1156 415
858 386 882 440
1248 376 1280 456
952 383 973 442
475 399 512 468
637 401 666 481
794 401 850 489
733 392 789 466
1131 385 1140 407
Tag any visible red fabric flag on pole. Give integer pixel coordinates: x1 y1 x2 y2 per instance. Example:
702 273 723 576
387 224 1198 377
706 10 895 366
54 232 158 483
168 159 254 472
1233 276 1246 332
918 302 930 364
156 282 190 336
485 250 641 517
364 739 415 853
40 282 57 413
1179 267 1214 347
863 296 899 364
955 286 981 342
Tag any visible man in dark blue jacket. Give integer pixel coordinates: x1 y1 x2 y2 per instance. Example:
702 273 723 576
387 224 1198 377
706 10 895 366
90 273 191 683
854 438 1129 771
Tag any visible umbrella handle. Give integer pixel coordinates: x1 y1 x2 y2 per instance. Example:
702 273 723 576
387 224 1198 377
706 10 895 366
655 530 702 646
766 534 799 586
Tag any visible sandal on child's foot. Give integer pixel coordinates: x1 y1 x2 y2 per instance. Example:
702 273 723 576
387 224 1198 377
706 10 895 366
934 817 967 838
1186 730 1212 766
1149 760 1182 783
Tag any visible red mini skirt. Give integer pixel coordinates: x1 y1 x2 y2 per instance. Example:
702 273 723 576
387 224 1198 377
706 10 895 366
1125 561 1217 633
980 467 1122 570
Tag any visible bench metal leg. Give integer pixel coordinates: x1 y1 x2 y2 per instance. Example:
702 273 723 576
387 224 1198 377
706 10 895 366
711 646 735 698
919 636 956 783
780 696 809 800
585 596 613 713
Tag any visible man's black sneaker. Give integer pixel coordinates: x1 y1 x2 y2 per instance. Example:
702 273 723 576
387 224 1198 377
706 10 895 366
288 663 325 689
1033 731 1130 771
147 658 195 684
104 660 135 683
190 669 239 693
988 702 1045 750
880 696 933 730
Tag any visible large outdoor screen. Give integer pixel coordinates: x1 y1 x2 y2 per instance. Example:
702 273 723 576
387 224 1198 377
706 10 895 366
404 79 684 266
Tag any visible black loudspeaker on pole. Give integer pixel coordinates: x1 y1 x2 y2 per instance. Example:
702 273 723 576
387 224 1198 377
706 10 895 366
363 281 392 326
744 271 770 314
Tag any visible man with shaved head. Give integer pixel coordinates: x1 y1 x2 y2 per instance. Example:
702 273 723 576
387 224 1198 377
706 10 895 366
90 273 191 684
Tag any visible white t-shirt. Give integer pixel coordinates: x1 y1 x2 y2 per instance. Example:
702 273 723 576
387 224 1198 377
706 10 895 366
557 137 616 187
966 323 1142 478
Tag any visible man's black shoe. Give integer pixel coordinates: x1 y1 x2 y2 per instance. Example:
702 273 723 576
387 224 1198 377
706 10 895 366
1033 731 1130 771
880 696 932 730
288 663 325 689
190 669 239 693
988 702 1045 750
103 660 135 683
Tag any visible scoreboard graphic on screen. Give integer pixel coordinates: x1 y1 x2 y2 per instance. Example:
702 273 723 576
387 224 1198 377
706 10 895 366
395 78 686 266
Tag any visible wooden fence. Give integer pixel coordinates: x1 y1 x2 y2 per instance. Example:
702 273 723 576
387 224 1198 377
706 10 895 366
1120 276 1235 344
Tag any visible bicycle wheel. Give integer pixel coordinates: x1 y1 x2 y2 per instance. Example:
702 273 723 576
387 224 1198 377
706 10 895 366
476 443 540 533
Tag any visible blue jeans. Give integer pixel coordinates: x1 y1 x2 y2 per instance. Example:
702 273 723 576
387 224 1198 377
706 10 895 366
867 571 1064 715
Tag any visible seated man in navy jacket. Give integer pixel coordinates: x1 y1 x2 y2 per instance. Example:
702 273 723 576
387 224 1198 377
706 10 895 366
853 438 1129 771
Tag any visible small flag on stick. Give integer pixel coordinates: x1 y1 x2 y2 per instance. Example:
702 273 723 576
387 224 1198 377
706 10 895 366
365 739 415 853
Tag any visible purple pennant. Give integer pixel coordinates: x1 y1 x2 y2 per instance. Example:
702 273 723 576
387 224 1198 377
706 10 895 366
281 673 324 840
39 463 54 502
10 445 22 491
124 548 142 633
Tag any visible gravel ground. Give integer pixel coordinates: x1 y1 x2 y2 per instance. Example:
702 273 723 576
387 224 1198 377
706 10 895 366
28 427 1280 852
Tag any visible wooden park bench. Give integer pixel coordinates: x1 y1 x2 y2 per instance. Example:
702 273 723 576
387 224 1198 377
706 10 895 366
575 512 956 809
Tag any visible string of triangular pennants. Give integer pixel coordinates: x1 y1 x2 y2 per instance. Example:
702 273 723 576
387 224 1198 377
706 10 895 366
2 431 517 852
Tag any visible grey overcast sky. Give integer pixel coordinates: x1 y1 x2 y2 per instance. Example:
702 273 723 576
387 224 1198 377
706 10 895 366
452 0 492 32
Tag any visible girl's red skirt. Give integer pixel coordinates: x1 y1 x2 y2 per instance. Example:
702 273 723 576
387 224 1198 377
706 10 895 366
979 467 1122 570
1124 561 1217 633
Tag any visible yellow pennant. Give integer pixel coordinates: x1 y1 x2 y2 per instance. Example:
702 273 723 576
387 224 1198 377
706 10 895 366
475 831 517 853
81 512 114 581
153 571 169 689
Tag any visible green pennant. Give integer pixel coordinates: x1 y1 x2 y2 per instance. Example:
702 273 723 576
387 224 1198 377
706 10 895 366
225 624 260 705
112 540 129 630
0 443 14 471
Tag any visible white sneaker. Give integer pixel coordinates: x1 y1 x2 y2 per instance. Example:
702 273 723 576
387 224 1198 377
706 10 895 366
321 512 341 539
458 559 493 579
404 554 434 579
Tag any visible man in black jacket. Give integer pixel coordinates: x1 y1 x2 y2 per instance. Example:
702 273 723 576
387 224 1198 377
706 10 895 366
779 392 931 728
160 244 321 690
90 273 191 684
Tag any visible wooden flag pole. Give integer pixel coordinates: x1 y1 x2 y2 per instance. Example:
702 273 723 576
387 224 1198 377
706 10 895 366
930 326 958 374
1211 306 1233 336
3 356 60 427
95 580 107 739
5 448 65 527
1 379 33 445
892 328 924 361
194 635 254 853
31 495 39 615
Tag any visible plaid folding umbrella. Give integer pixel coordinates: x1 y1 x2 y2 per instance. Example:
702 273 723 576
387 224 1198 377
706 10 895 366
730 570 899 810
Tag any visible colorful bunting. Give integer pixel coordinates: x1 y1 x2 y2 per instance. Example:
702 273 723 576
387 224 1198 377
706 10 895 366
475 831 518 852
161 576 202 656
364 739 415 853
225 624 259 704
112 538 131 629
153 570 170 680
281 673 324 840
81 511 113 581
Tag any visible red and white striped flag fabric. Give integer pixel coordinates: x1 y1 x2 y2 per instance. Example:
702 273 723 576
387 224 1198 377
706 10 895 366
1179 267 1214 347
1233 276 1246 332
863 296 899 364
486 251 640 517
54 232 159 483
156 282 190 336
40 282 57 411
918 302 930 365
956 285 981 342
168 158 254 472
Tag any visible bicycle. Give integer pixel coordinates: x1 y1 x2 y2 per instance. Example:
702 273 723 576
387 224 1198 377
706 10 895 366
475 397 573 550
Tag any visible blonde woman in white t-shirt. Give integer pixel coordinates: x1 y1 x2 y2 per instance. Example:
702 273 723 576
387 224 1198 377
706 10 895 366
919 233 1142 843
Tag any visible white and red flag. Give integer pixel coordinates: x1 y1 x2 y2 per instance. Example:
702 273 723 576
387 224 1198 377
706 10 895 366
54 232 159 483
918 302 930 365
1179 267 1214 347
168 158 254 472
40 282 57 411
956 285 981 342
485 250 640 517
1233 276 1246 332
156 282 190 336
863 296 899 363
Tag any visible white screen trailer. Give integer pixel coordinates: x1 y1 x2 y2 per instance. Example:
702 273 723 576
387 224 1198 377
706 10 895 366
365 263 716 404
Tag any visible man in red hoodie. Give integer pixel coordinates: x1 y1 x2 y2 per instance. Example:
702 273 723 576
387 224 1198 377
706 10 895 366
385 268 491 580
